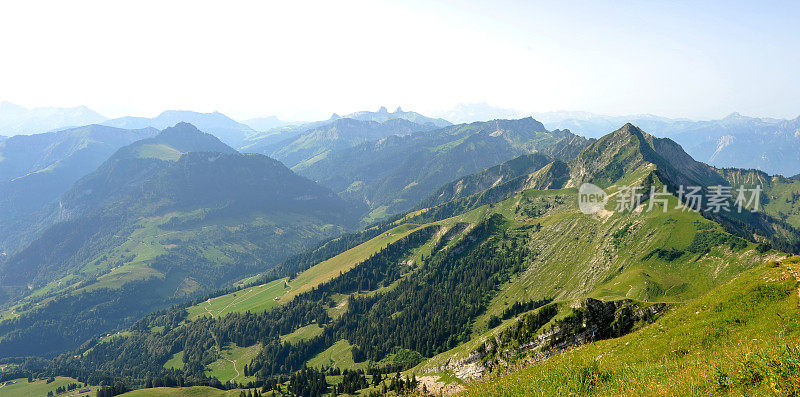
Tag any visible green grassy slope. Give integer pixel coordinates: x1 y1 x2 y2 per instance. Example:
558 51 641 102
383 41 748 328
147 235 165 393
717 167 800 228
415 183 774 373
204 343 262 383
180 223 426 320
186 278 289 320
462 257 800 396
0 377 95 397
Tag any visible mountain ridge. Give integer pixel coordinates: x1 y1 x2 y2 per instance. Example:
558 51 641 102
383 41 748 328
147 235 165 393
103 110 255 148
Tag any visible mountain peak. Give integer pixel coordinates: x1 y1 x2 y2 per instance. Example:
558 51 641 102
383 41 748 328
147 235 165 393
168 121 200 130
618 122 642 133
394 106 403 113
724 112 743 119
112 123 236 161
378 106 389 113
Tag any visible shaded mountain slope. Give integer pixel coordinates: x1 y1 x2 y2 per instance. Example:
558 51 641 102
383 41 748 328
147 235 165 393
0 125 157 252
298 117 589 219
416 153 560 209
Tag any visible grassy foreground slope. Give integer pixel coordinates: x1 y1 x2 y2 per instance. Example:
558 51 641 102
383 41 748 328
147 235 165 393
463 257 800 396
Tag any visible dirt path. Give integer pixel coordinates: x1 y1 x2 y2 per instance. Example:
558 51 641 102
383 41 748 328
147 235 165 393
225 357 240 382
209 333 241 382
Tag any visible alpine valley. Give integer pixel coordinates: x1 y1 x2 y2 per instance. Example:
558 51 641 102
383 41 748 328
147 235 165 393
1 110 800 397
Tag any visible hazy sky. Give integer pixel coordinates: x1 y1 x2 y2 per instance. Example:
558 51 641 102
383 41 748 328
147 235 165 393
1 0 798 121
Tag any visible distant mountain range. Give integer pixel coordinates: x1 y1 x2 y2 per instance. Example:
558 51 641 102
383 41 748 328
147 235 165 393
439 104 800 176
0 125 158 252
539 112 800 176
4 101 799 176
241 107 451 152
340 106 451 128
243 115 287 132
296 117 589 219
0 102 106 135
433 103 527 124
102 110 257 148
245 117 441 169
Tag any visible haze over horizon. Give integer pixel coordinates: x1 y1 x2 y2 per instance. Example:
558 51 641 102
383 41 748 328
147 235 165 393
2 0 799 121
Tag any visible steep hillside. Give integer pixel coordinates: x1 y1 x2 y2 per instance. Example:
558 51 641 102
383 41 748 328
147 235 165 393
463 257 800 396
0 125 157 252
298 117 589 220
0 123 360 357
416 153 557 209
565 124 800 253
716 167 800 228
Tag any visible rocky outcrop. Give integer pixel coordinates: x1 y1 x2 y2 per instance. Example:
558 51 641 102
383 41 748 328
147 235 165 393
425 299 667 380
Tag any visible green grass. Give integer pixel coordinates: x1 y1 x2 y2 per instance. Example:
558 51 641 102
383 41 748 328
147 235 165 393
0 377 95 397
164 351 184 370
462 258 800 396
118 386 241 396
280 323 323 344
466 183 770 336
204 343 262 383
415 184 776 373
132 143 184 161
281 224 424 301
307 339 369 371
185 277 289 320
181 223 427 321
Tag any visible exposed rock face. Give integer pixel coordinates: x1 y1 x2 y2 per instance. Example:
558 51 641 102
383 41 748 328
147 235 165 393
425 299 667 381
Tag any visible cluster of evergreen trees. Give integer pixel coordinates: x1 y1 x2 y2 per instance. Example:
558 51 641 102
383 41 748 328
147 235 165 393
15 212 539 396
501 297 554 320
44 382 82 397
287 366 327 397
95 381 127 397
